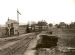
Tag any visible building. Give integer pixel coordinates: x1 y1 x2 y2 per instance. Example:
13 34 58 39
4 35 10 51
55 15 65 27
6 19 19 36
31 24 48 32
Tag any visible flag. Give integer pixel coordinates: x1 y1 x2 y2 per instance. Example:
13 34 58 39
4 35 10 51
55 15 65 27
17 9 21 15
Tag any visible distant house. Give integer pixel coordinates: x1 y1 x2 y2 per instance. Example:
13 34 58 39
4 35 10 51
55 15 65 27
6 19 19 36
38 21 48 31
32 24 48 32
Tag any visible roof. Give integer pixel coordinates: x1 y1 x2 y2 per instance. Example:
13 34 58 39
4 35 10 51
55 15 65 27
6 19 18 24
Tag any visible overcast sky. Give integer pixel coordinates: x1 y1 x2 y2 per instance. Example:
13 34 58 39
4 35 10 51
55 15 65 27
0 0 75 25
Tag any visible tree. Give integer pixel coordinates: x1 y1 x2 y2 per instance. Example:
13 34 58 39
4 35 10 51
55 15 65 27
69 22 75 28
49 23 53 27
37 20 47 26
58 22 67 28
55 24 60 28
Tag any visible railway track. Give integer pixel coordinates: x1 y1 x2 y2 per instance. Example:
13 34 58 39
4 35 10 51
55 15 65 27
7 38 33 55
0 33 37 55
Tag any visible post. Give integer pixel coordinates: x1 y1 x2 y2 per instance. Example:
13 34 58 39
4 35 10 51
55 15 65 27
17 9 19 24
17 9 19 35
17 9 21 35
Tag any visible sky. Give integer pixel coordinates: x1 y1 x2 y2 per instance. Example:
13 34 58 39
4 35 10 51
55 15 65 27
0 0 75 25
